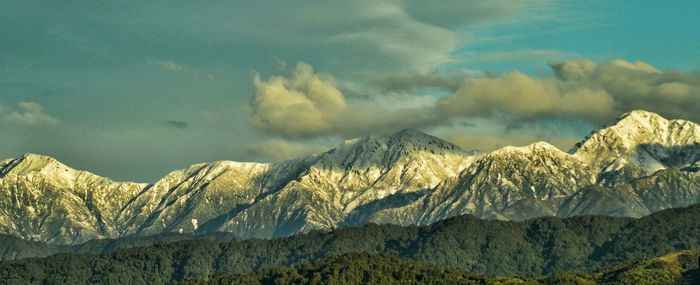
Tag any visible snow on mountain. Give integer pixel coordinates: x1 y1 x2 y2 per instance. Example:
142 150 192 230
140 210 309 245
0 111 698 245
115 158 316 237
0 154 146 244
573 110 700 186
369 141 594 224
215 128 473 238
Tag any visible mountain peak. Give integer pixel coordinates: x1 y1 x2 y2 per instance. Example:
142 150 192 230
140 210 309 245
614 109 667 126
391 128 427 138
574 110 699 151
493 141 562 155
0 153 73 177
337 128 461 152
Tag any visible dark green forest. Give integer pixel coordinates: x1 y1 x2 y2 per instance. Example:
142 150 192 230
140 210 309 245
181 251 700 285
180 253 535 285
0 204 698 284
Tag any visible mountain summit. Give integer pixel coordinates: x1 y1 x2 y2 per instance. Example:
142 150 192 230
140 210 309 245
573 110 700 186
0 111 698 244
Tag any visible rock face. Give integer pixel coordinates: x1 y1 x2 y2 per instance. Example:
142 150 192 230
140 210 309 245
215 129 472 238
0 110 698 245
0 154 146 244
572 110 700 186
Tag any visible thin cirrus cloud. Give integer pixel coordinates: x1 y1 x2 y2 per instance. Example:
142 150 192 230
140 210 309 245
0 101 59 126
250 59 700 139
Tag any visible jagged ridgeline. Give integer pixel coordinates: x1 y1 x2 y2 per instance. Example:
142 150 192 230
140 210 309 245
0 204 698 284
0 110 698 245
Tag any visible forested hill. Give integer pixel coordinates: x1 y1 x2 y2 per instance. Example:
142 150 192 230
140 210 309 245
0 204 698 284
180 253 533 285
181 250 700 285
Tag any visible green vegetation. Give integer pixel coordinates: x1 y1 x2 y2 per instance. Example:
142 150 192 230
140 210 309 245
545 249 700 284
182 251 700 285
180 253 536 285
0 204 698 284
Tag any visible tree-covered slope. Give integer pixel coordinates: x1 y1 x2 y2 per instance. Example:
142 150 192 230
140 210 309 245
182 250 700 285
180 253 535 285
0 204 698 284
545 249 700 284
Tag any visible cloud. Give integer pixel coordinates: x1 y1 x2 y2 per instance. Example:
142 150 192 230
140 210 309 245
437 59 700 124
245 139 327 161
251 62 442 137
252 59 700 140
163 120 188 129
436 70 616 122
0 101 59 126
250 62 348 136
464 49 574 63
182 1 541 73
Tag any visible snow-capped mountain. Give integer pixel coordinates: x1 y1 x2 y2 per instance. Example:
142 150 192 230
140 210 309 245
215 129 472 238
0 154 146 244
572 110 700 186
0 110 698 245
368 142 595 225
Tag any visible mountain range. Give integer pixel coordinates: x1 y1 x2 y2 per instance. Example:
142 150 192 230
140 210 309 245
0 110 698 245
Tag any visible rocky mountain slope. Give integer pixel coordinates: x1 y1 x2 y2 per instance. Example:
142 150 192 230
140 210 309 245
0 110 698 245
0 154 146 244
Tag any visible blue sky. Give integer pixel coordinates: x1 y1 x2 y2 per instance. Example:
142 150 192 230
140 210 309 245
1 0 698 181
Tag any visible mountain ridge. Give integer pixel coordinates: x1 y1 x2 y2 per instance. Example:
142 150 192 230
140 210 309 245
0 110 699 244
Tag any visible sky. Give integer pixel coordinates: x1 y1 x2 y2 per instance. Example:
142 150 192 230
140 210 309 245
1 0 699 182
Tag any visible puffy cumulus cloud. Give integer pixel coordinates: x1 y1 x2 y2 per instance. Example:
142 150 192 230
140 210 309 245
245 139 327 161
250 62 443 137
251 62 347 136
437 71 616 122
251 59 700 142
548 59 699 122
0 101 59 126
438 59 700 123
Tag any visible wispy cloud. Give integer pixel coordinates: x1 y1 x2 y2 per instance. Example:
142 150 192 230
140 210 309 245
0 101 59 126
464 49 576 63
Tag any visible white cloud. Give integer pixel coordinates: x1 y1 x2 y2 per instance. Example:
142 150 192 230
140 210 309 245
250 62 443 137
250 62 347 136
251 59 700 140
0 101 59 126
437 59 700 124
